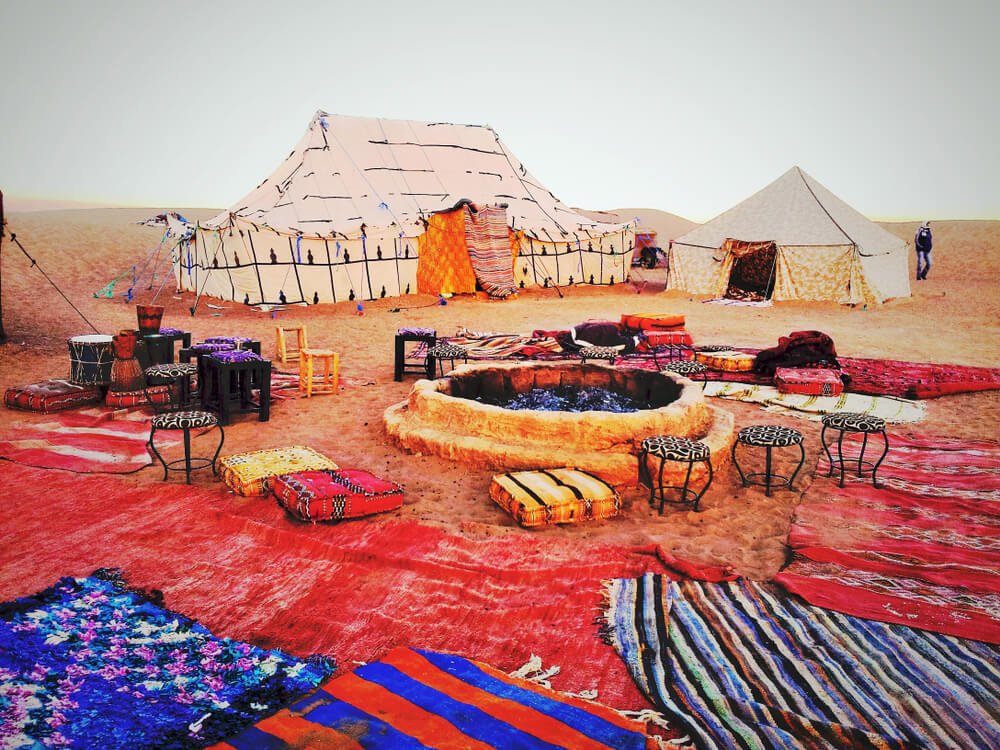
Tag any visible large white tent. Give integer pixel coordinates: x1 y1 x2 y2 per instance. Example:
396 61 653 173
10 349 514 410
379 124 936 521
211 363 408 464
667 167 911 305
174 112 633 305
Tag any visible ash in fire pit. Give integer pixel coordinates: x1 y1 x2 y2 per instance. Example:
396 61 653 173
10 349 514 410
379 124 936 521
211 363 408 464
477 385 648 413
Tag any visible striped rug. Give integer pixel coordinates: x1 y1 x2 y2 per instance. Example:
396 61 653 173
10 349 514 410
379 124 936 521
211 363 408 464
604 574 1000 749
211 647 649 749
702 381 926 423
0 409 180 473
465 205 518 298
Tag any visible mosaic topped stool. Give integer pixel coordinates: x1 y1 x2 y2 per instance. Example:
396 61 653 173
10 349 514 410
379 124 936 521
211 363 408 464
661 359 708 385
148 410 224 484
732 424 805 497
578 346 619 365
638 435 713 513
144 362 199 411
426 343 469 377
820 412 889 489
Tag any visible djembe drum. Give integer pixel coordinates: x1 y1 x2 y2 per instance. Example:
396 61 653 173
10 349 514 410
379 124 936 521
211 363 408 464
68 334 114 386
109 330 145 392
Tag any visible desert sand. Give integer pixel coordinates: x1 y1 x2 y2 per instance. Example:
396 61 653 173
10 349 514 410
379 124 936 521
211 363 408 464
1 208 998 586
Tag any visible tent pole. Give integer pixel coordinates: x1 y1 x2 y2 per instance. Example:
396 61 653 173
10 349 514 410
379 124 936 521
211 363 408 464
0 189 6 343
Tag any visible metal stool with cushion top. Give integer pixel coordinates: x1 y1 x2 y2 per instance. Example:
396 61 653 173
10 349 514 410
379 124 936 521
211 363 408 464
661 359 708 386
148 409 225 483
732 424 805 497
638 435 713 513
144 362 199 412
426 343 469 377
820 412 889 488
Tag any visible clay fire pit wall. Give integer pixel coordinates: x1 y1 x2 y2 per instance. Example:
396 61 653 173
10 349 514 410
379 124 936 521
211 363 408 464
384 362 736 488
395 363 713 453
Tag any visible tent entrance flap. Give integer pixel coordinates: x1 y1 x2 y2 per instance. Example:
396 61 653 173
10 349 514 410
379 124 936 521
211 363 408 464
722 239 777 301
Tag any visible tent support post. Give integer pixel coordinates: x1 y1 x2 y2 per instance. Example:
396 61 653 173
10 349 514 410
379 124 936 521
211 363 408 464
0 189 6 343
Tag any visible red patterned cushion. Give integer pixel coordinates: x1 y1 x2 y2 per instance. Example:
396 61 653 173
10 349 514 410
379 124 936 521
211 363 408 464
104 385 172 409
774 367 844 396
4 379 102 413
271 469 403 522
638 329 694 349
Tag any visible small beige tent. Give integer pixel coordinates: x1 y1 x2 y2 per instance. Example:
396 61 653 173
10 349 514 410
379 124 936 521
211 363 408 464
667 167 910 305
174 112 633 305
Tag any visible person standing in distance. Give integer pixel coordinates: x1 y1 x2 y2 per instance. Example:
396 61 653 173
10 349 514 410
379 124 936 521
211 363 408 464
915 221 932 280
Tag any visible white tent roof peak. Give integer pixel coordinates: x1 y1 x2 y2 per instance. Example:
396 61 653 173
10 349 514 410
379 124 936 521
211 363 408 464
675 166 906 257
203 110 630 240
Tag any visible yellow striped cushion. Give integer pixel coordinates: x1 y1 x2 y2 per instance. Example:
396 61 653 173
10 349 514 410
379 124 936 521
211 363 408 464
218 446 338 496
489 468 621 528
694 350 756 372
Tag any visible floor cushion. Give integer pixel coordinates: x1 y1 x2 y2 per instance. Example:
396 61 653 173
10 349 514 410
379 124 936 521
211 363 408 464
104 385 172 409
4 379 102 413
694 350 756 372
217 446 338 497
489 468 621 528
638 329 694 349
272 468 403 522
620 312 686 332
774 367 845 396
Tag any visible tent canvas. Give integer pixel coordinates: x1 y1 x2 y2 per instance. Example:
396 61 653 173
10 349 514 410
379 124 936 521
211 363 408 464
666 167 911 305
173 112 633 305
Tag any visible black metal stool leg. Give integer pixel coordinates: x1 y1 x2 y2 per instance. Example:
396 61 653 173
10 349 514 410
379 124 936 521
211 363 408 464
732 441 748 487
668 459 695 514
858 432 870 478
789 441 805 490
694 458 713 511
655 457 667 512
872 429 889 489
764 446 773 497
211 424 225 475
836 429 847 488
638 448 654 505
148 425 168 480
820 425 835 477
182 428 192 484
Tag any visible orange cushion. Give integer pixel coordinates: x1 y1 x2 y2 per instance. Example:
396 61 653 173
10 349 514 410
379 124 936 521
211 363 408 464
620 313 686 332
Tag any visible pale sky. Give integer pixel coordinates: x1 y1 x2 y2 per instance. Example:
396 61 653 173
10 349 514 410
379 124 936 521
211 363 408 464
2 0 997 221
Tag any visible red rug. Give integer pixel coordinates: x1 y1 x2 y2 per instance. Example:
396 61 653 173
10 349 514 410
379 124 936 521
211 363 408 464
839 357 1000 399
0 460 668 709
0 409 161 473
775 432 1000 643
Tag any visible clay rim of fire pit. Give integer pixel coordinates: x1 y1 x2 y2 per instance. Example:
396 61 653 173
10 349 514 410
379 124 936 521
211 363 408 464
400 362 710 450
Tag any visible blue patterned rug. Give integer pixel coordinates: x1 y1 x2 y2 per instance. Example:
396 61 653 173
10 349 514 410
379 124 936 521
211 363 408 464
0 570 334 749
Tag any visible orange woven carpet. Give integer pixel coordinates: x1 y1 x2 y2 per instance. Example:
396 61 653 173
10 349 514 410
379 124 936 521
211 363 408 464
211 647 649 749
416 207 476 295
0 460 666 709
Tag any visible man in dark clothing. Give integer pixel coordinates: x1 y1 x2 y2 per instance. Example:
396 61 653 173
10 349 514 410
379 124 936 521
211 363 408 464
915 221 932 280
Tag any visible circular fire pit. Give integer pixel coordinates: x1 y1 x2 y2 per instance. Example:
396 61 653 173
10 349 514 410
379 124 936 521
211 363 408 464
383 362 735 488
